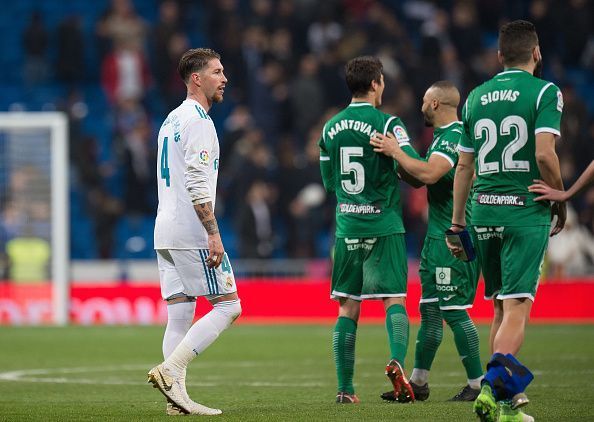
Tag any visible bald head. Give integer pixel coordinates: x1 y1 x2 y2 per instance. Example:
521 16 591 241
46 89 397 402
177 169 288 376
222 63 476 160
428 81 460 108
421 81 460 127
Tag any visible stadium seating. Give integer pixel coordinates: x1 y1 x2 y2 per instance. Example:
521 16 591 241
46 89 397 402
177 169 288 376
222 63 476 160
1 0 593 260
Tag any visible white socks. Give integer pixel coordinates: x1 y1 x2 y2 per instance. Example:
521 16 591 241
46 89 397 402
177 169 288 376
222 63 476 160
410 369 482 389
468 376 484 390
163 301 196 359
410 368 430 386
164 300 242 377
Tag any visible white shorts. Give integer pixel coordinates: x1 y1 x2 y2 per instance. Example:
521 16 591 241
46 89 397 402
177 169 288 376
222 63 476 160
156 249 237 300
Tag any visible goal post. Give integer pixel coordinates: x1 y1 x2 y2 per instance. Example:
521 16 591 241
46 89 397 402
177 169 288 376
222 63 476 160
0 112 69 325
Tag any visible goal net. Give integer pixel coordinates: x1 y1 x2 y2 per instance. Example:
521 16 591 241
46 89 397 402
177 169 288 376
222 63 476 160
0 112 69 325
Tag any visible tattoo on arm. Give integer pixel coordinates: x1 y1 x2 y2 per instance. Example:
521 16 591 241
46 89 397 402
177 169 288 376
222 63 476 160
203 219 219 235
194 202 219 235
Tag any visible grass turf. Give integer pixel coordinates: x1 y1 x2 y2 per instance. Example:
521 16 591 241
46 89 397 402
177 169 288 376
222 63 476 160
0 324 593 421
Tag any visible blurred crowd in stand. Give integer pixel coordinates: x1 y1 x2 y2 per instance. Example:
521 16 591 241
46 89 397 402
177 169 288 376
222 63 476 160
1 0 593 277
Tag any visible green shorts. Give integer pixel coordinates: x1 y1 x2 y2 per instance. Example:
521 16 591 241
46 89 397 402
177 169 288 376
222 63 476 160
331 234 407 301
419 236 480 310
474 225 549 302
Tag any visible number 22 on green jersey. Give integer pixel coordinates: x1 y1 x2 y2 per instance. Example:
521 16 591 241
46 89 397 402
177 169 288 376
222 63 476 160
476 115 529 175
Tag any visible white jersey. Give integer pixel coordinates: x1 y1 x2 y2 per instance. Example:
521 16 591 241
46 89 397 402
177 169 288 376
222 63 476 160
154 99 220 249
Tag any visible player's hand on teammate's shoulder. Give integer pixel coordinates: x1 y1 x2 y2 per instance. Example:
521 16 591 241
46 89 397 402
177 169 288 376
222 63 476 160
206 233 225 268
370 133 401 159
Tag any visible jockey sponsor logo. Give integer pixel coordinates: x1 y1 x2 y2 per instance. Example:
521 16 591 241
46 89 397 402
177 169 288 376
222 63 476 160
436 268 459 291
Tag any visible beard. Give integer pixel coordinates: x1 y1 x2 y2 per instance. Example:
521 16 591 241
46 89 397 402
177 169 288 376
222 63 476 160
533 59 543 78
211 87 225 103
423 113 433 127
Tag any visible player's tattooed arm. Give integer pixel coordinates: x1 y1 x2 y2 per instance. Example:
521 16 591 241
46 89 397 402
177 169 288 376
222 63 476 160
194 202 220 235
194 201 224 268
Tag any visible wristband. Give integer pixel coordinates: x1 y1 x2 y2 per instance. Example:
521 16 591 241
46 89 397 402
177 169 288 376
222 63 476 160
445 228 476 262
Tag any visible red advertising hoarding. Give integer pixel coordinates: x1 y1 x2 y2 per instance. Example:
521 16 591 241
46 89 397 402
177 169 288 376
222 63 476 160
1 279 593 325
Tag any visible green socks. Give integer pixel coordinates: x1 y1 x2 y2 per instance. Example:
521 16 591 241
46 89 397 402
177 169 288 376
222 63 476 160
386 304 409 364
443 309 483 380
414 302 443 371
333 316 357 394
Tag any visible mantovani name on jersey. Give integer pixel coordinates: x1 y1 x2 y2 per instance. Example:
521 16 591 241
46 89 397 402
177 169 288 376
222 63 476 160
476 193 526 206
327 120 378 140
339 203 382 214
480 90 520 105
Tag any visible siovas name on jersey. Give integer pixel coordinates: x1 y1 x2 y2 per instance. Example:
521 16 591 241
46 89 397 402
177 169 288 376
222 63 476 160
480 90 520 105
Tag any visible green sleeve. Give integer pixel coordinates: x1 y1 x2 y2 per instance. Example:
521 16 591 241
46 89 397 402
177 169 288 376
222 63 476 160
458 97 474 153
386 116 412 147
318 131 335 193
385 116 420 168
535 83 562 137
431 130 460 166
401 144 421 160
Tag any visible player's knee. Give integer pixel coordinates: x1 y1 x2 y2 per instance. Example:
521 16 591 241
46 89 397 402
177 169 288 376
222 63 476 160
214 299 242 324
493 301 504 324
166 294 196 305
443 309 468 327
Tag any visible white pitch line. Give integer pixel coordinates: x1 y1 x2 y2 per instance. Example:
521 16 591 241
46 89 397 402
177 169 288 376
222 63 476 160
0 364 589 388
0 365 325 387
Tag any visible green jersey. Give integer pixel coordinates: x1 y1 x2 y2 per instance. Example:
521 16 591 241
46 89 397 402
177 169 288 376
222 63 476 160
459 69 563 226
319 102 418 238
425 121 471 239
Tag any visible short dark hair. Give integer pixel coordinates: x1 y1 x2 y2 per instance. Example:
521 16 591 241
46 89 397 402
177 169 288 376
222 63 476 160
178 48 221 83
430 80 457 91
498 20 539 67
429 80 460 107
345 56 383 97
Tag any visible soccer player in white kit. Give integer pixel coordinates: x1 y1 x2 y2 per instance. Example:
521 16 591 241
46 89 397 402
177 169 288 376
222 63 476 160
148 48 242 416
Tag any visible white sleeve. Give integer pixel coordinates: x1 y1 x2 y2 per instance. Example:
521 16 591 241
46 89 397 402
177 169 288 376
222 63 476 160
182 118 215 204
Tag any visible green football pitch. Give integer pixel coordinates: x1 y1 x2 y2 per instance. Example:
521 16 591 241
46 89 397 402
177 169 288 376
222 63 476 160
0 324 593 421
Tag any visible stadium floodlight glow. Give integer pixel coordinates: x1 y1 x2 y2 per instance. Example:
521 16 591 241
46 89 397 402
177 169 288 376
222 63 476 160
0 112 69 325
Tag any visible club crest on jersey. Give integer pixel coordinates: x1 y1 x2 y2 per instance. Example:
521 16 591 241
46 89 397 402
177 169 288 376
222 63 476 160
198 150 210 165
393 126 409 143
226 276 234 288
